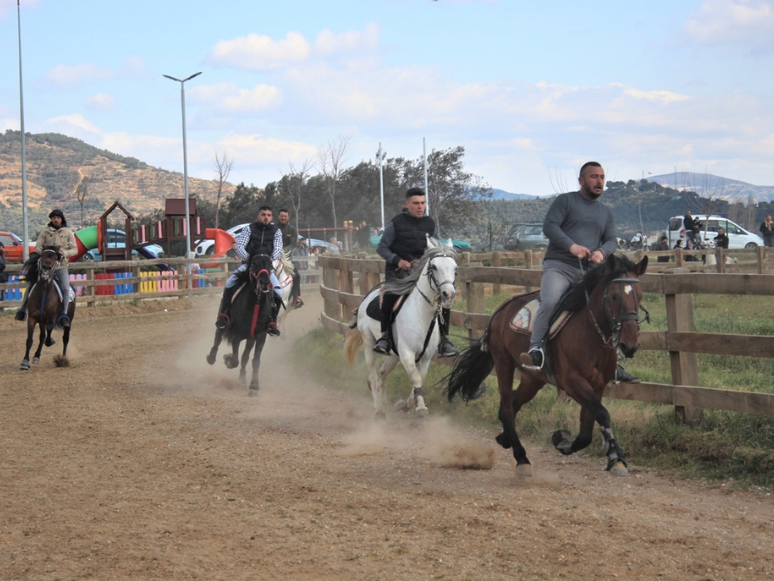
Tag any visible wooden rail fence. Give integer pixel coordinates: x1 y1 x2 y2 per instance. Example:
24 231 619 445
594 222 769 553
317 249 774 421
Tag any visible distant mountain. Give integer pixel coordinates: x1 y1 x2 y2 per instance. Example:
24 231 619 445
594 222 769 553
489 188 535 200
648 172 774 203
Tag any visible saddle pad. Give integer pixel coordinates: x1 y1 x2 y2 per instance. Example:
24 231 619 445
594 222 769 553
52 281 75 302
509 298 572 340
365 293 406 322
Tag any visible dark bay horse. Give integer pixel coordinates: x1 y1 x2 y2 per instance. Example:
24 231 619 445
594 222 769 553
206 254 274 397
446 253 648 477
20 246 76 370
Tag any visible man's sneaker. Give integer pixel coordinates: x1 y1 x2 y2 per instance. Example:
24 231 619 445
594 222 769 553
519 346 544 370
268 322 281 337
373 336 392 355
437 339 460 358
15 310 26 322
615 365 640 384
293 297 304 309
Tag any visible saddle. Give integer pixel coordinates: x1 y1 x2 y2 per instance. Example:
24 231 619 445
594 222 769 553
42 279 75 303
509 298 572 341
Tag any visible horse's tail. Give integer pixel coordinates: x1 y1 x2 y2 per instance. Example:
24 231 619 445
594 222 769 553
444 336 494 402
344 323 364 368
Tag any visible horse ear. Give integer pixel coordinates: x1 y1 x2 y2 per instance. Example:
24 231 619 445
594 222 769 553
426 236 439 249
634 255 648 276
606 252 618 270
444 238 454 250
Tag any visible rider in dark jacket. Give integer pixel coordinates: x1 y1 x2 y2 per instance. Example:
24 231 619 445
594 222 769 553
373 188 459 358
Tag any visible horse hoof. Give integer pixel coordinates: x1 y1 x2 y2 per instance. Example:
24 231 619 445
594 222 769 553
415 407 429 418
20 360 30 371
206 354 216 365
495 432 512 449
394 400 409 413
45 338 55 347
609 462 629 476
32 357 40 365
515 463 533 477
248 388 259 398
374 410 387 420
552 429 574 455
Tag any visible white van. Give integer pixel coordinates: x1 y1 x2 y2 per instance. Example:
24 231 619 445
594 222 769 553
667 215 763 249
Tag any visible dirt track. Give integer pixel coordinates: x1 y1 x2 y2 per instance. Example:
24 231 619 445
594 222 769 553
1 293 773 581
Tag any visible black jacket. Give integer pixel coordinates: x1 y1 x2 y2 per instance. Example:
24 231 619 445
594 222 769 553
245 221 279 258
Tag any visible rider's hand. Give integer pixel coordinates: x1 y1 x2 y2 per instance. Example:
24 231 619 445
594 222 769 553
57 252 65 262
569 244 591 260
397 259 412 270
589 249 605 264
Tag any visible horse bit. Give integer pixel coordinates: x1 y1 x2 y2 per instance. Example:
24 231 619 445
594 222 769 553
416 254 456 317
588 276 650 348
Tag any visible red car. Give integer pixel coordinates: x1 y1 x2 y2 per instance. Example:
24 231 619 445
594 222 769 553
0 231 37 262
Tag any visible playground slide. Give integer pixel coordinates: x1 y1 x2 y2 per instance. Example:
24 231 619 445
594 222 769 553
70 224 101 262
205 228 237 258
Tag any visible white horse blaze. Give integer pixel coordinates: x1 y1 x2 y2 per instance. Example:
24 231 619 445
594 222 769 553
623 284 633 295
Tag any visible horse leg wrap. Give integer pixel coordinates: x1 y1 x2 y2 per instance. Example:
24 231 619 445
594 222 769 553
601 426 627 470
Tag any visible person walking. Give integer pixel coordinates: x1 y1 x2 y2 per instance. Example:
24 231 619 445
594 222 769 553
215 206 284 336
519 162 638 382
373 187 459 358
15 209 77 327
760 215 774 248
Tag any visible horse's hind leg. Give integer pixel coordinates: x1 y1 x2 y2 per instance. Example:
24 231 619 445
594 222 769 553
239 338 255 384
206 328 225 365
44 322 55 347
33 322 47 364
20 321 36 370
248 334 267 397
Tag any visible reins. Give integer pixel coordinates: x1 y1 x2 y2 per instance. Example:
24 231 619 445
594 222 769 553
408 252 457 362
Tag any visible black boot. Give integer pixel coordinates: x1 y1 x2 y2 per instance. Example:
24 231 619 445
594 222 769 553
437 307 459 357
615 364 640 383
373 293 398 354
215 285 238 329
268 294 281 336
15 285 31 321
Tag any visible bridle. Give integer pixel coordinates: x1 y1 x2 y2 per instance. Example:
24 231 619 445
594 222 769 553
416 253 457 308
585 271 649 349
37 248 60 285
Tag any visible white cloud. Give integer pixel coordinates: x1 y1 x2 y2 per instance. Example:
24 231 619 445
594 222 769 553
45 113 102 136
190 83 282 113
0 0 38 19
207 32 310 70
684 0 774 50
314 23 379 55
85 93 116 111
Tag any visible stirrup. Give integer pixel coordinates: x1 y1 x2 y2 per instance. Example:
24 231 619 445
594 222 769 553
373 336 392 355
268 322 280 337
437 339 460 358
519 346 544 370
293 297 304 309
215 313 230 329
58 314 71 328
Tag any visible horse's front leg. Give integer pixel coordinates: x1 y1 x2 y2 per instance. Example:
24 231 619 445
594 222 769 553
239 337 255 384
20 319 36 370
206 327 225 365
399 352 430 418
248 333 267 397
33 321 48 363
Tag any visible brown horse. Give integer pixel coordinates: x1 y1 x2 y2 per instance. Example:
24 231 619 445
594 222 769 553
446 253 648 476
20 246 76 370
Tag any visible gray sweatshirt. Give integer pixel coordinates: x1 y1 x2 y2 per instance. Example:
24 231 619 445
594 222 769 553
542 191 617 267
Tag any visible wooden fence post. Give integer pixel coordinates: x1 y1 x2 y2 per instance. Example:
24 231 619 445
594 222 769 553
492 251 501 296
757 246 764 274
665 282 701 424
322 258 341 320
464 253 486 340
525 250 534 292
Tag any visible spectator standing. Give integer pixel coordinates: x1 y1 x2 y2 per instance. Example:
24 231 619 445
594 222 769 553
760 215 774 248
356 220 372 250
714 228 729 249
653 235 670 262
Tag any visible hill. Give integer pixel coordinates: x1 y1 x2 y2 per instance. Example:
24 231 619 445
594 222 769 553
489 188 534 200
0 131 230 234
648 172 774 203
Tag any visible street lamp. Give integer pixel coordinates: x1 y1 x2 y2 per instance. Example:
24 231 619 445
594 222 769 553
163 72 201 266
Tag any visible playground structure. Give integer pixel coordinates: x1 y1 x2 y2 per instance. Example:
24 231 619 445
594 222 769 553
132 199 207 259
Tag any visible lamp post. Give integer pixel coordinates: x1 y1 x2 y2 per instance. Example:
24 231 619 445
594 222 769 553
17 0 29 260
376 143 386 231
163 72 201 265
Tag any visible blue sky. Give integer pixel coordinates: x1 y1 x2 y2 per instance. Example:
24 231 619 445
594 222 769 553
2 0 774 197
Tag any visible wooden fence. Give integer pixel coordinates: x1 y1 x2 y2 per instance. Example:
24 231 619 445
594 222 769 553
317 248 774 421
0 255 321 307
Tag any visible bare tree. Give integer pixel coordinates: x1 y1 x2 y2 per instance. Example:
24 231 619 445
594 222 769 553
282 159 313 234
317 136 350 228
74 176 88 227
212 150 234 229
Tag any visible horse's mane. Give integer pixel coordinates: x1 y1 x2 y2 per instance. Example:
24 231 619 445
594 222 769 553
557 254 638 314
384 241 458 296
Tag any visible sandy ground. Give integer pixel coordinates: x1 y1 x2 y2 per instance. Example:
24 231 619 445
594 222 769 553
1 292 773 581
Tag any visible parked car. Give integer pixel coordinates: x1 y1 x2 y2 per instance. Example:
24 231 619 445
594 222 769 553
0 231 37 262
667 215 763 249
503 223 549 251
299 236 341 254
81 229 165 261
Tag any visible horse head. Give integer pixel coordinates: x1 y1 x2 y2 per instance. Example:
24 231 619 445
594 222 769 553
37 246 61 284
248 254 273 296
597 253 648 358
425 238 458 308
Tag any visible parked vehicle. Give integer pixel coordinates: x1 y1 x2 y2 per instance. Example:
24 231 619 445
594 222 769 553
81 229 165 261
667 215 763 249
0 231 36 262
299 236 340 254
503 223 549 251
370 229 470 252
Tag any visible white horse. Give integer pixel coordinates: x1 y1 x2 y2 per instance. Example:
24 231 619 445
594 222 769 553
273 250 296 329
345 238 457 418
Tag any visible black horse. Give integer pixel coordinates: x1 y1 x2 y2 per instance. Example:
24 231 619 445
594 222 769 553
20 246 76 370
206 254 274 396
